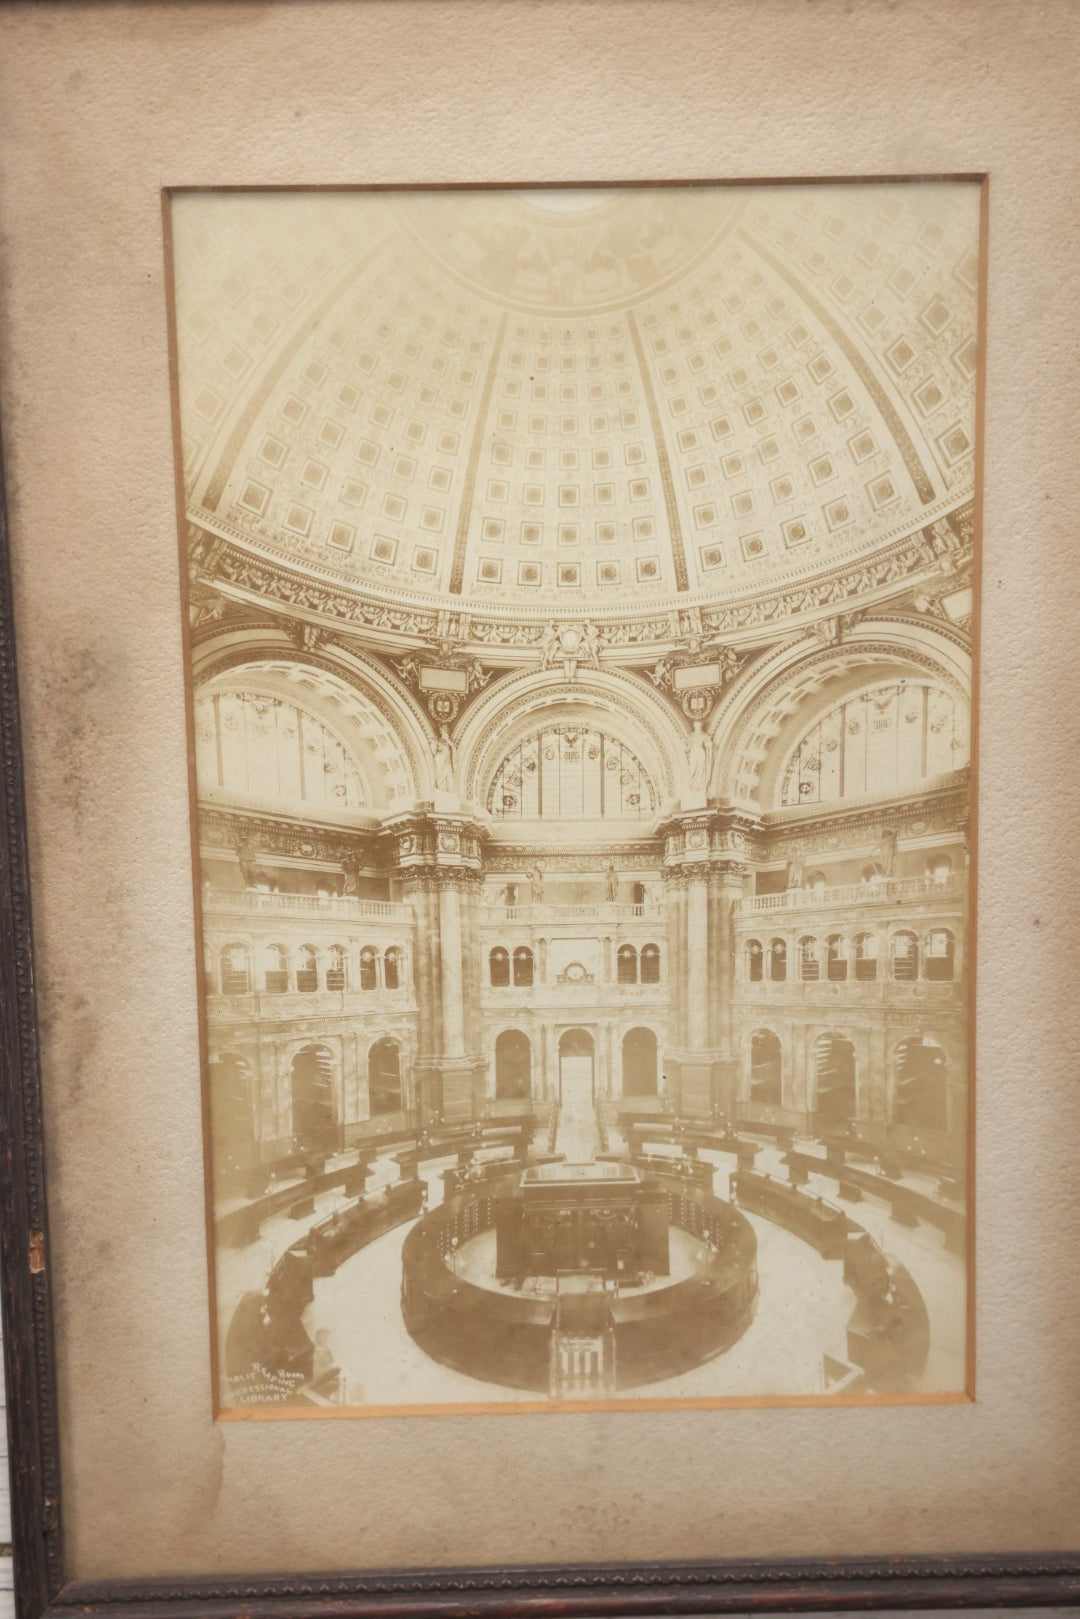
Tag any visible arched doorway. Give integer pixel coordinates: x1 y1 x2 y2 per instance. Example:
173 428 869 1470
812 1033 856 1131
368 1037 403 1116
290 1043 337 1158
209 1052 256 1183
559 1028 595 1115
495 1029 532 1101
622 1027 658 1096
894 1035 948 1130
749 1030 782 1107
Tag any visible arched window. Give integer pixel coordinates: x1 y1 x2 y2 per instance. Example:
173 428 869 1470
805 870 827 894
617 944 638 984
631 882 647 912
296 945 319 994
326 944 347 992
368 1038 402 1116
799 936 820 982
860 862 884 888
512 946 534 987
219 942 250 996
489 724 656 820
263 944 290 994
769 938 787 982
622 1027 659 1096
359 946 379 991
746 939 764 982
640 943 661 983
826 934 848 982
495 1029 531 1100
749 1030 782 1107
291 1043 336 1156
926 853 953 887
489 946 510 987
813 1033 857 1129
384 947 403 991
894 1035 947 1130
854 932 878 981
925 928 955 981
891 930 919 982
209 1053 255 1179
193 689 369 814
780 680 969 807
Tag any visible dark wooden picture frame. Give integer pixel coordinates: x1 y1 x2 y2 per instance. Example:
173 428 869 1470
2 4 1079 1614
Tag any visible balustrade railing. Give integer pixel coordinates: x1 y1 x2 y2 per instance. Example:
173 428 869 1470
483 902 663 923
203 890 411 921
738 875 962 915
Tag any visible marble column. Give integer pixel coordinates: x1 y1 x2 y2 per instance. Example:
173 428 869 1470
712 859 748 1125
439 880 465 1060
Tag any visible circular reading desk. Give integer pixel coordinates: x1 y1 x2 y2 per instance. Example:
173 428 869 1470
400 1160 759 1395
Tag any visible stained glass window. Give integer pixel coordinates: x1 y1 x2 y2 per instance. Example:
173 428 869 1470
779 681 967 808
489 725 655 819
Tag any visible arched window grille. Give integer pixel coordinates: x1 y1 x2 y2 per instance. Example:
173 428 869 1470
799 935 820 982
894 1035 947 1131
326 945 347 992
891 930 919 982
826 934 848 982
295 945 318 994
368 1038 402 1116
769 938 787 981
781 680 968 807
925 928 955 981
640 943 661 983
489 725 656 820
749 1030 782 1107
263 944 290 994
854 932 879 981
617 944 638 985
746 939 764 982
219 943 251 996
359 946 379 991
384 947 403 991
512 946 534 987
490 947 510 988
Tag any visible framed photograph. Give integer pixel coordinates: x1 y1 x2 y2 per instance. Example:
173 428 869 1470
1 4 1078 1617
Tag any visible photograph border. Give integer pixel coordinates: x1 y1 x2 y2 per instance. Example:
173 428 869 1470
164 174 983 1426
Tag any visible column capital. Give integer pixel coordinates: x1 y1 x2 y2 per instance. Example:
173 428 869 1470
383 805 489 881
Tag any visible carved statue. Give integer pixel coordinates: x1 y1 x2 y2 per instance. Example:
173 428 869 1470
538 620 600 682
529 864 545 904
235 838 259 888
604 862 619 903
686 719 713 794
539 620 561 671
876 825 899 878
784 856 803 890
432 726 456 793
341 851 363 896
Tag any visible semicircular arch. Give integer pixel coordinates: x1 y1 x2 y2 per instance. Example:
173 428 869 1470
193 641 433 809
710 620 971 810
455 668 687 815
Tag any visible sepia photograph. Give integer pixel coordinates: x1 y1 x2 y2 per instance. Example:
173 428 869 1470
167 180 979 1418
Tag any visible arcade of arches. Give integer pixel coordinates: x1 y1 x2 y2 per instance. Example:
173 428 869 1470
180 183 974 1408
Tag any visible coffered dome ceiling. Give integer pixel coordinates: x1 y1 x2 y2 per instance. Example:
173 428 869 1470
173 183 978 642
